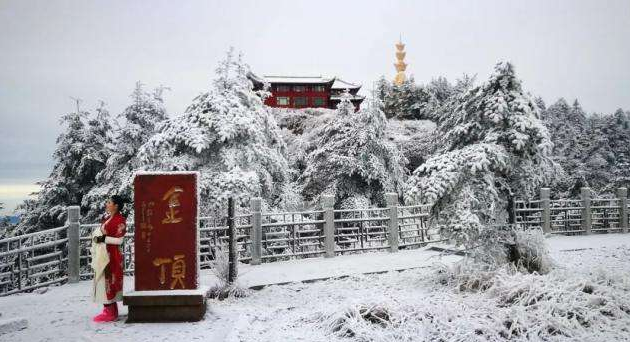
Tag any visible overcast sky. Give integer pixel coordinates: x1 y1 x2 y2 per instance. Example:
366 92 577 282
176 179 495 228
1 0 629 214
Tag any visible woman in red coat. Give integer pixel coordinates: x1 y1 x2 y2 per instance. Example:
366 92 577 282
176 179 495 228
91 195 127 322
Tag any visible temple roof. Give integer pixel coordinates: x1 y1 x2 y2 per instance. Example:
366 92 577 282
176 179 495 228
248 73 334 85
331 78 361 90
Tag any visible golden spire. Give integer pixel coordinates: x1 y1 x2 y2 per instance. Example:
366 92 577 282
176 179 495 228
394 35 407 86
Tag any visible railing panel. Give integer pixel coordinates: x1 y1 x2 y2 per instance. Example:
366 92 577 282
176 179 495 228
397 204 438 247
591 198 621 232
261 210 325 260
549 199 583 234
0 225 69 296
333 208 390 254
514 200 543 229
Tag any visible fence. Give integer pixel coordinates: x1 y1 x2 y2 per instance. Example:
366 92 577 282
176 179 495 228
1 193 438 296
3 187 629 296
515 187 629 235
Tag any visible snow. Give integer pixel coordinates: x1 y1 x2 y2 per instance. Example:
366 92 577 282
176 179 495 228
203 248 461 289
255 75 334 84
330 94 365 101
2 234 630 341
0 317 28 335
331 78 361 90
546 233 630 252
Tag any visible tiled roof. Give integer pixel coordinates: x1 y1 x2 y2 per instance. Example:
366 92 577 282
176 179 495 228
331 78 361 90
249 73 334 84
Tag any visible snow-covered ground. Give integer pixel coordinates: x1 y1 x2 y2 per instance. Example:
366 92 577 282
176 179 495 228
2 234 630 341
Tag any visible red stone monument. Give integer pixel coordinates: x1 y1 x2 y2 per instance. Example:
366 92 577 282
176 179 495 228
123 171 207 322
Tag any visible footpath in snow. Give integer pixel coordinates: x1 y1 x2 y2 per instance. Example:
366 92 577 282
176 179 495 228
203 247 462 289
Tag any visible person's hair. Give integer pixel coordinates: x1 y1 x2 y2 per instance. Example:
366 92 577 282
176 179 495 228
109 195 128 217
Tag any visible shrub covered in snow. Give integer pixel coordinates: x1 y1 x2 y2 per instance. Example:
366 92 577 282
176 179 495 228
430 260 630 341
207 245 249 300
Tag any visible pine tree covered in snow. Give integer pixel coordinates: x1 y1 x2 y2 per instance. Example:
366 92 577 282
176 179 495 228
375 75 457 121
138 49 289 215
599 109 630 192
541 98 587 195
15 104 111 233
406 62 555 246
301 93 407 208
377 76 428 120
82 83 168 221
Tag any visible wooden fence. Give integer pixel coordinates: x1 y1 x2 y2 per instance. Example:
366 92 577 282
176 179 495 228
0 193 438 296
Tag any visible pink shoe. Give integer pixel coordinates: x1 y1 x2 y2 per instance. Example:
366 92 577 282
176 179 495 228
93 304 118 322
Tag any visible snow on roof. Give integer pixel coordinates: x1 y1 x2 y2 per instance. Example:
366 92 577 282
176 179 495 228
331 78 361 90
256 75 335 84
330 94 365 101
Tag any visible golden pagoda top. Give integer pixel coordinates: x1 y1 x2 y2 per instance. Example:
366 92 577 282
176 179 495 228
394 37 407 86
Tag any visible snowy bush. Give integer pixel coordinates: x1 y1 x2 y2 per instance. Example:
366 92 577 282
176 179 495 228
325 304 392 339
207 245 249 300
430 262 630 341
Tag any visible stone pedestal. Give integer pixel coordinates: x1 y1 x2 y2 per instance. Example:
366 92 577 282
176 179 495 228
123 287 208 323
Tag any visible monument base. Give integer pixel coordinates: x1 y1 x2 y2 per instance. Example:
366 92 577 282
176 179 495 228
123 287 208 323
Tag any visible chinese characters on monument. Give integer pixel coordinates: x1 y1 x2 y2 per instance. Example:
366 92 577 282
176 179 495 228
133 172 199 291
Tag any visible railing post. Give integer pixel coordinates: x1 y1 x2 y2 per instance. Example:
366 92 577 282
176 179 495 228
618 187 628 234
385 193 399 252
540 188 551 234
227 198 237 283
581 187 592 235
321 195 335 258
250 197 262 265
67 206 80 283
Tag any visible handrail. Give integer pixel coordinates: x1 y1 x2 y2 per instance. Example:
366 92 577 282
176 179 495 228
0 225 68 244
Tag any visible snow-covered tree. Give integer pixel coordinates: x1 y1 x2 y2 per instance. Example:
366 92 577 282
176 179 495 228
600 109 630 192
15 105 108 233
426 76 454 104
0 203 9 238
301 93 407 207
376 76 429 120
406 61 555 246
138 49 289 215
541 99 588 196
82 83 168 221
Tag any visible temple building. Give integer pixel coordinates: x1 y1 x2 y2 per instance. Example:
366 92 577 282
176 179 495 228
248 74 364 110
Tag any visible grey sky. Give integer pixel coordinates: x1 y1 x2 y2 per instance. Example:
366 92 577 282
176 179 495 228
1 0 629 213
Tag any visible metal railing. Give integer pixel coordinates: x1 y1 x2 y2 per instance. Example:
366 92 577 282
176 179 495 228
261 210 325 260
333 207 390 253
0 225 69 296
8 187 624 296
1 193 444 296
515 187 629 235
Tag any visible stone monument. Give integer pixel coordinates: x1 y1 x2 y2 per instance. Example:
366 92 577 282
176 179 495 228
123 171 207 322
